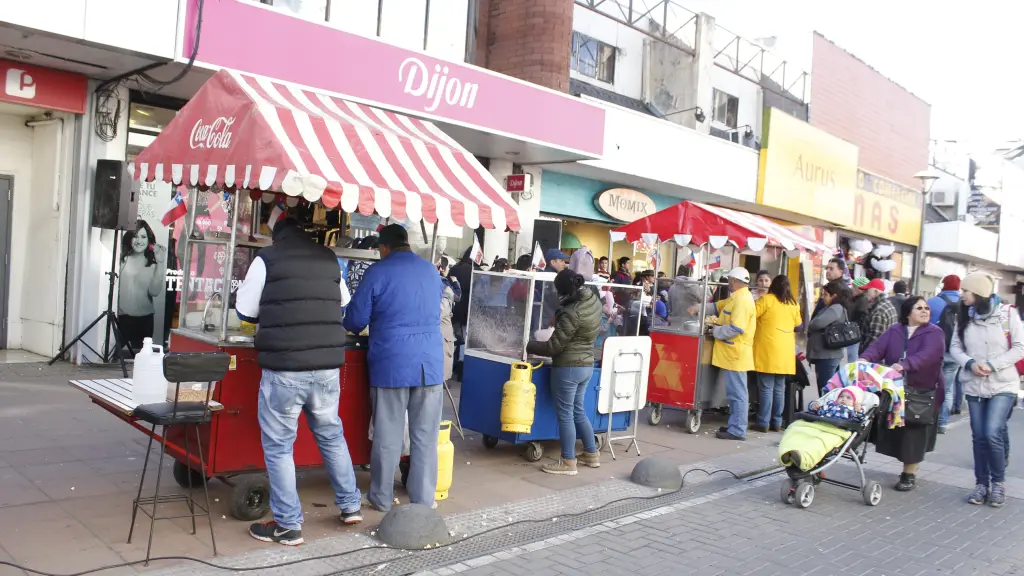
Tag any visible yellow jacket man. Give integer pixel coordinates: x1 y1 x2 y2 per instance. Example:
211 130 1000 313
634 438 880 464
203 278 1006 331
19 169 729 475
712 267 756 440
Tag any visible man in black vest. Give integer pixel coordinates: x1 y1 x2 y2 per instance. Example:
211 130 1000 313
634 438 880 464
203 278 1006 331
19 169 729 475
235 217 361 546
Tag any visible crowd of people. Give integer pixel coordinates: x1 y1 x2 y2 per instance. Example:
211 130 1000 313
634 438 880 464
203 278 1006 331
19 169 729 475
236 220 1023 547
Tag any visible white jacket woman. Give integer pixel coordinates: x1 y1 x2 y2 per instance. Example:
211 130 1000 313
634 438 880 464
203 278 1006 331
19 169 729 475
949 272 1023 508
950 302 1024 398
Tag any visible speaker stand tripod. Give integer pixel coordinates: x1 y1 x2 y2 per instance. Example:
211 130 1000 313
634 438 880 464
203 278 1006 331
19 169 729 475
50 230 133 377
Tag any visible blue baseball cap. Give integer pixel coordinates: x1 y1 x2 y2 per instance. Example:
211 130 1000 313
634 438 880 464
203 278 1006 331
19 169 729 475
545 248 570 262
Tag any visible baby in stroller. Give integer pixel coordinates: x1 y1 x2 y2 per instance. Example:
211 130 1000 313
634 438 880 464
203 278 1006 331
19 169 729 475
808 388 866 421
777 386 883 508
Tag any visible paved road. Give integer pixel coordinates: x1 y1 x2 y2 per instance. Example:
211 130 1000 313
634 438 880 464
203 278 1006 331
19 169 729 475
422 411 1024 576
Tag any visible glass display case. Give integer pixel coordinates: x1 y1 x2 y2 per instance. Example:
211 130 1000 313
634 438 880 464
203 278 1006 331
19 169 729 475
464 270 644 364
650 277 715 336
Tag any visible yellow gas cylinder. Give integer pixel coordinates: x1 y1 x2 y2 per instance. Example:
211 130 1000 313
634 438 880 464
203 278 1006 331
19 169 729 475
500 362 540 434
435 420 454 501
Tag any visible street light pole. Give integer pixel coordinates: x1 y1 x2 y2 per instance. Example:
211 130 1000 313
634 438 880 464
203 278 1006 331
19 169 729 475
912 169 941 294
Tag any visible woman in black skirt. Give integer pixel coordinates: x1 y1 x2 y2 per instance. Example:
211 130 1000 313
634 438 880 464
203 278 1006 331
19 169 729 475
859 296 946 491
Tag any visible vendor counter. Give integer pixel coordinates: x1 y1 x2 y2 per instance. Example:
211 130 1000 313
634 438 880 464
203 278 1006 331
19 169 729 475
168 328 371 476
645 330 725 432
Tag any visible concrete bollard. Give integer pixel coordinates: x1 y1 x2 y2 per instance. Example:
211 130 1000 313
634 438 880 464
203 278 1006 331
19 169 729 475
376 504 451 549
630 457 683 490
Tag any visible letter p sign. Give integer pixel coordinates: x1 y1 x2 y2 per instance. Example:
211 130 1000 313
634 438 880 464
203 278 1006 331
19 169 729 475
5 69 36 100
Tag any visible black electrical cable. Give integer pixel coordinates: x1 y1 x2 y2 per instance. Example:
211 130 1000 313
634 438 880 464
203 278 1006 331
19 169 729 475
0 467 743 576
90 0 205 141
137 0 205 89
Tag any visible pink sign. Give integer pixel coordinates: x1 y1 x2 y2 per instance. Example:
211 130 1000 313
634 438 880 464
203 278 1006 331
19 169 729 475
183 0 604 158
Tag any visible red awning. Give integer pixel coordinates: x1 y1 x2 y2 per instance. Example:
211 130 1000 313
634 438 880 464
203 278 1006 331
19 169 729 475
614 201 830 253
130 69 521 231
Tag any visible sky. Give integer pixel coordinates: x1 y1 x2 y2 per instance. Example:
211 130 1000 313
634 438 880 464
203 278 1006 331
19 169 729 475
677 0 1023 149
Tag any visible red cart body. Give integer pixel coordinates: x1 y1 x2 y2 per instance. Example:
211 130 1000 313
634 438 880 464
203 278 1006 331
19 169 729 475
161 332 371 476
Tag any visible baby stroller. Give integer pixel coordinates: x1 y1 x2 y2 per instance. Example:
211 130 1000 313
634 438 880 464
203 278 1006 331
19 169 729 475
779 387 883 509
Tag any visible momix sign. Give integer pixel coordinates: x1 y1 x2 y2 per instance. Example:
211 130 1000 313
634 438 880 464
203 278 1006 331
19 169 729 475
594 188 655 223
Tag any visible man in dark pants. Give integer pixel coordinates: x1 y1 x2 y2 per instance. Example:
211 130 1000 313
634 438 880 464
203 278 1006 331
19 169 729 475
236 217 361 546
344 224 444 512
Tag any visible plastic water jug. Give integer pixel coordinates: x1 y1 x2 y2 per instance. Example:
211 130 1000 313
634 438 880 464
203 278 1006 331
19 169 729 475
132 338 167 406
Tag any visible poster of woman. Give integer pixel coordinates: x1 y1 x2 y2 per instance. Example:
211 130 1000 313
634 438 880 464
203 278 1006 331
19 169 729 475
117 219 167 353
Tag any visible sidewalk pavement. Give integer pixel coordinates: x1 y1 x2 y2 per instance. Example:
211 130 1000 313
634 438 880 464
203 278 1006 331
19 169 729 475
420 412 1022 576
0 362 783 575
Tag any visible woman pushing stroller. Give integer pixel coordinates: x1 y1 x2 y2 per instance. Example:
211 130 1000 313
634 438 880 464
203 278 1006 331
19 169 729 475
858 295 945 493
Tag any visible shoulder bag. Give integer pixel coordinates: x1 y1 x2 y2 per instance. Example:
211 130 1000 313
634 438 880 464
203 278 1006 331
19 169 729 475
901 326 936 426
824 307 861 350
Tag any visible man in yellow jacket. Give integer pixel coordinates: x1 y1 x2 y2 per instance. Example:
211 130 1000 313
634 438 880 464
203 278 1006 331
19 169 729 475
712 267 757 441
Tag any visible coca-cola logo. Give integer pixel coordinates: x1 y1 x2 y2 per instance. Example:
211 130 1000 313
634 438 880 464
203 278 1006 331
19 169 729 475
190 116 235 150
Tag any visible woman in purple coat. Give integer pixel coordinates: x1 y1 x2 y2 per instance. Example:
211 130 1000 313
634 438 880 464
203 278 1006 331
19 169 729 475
859 296 945 492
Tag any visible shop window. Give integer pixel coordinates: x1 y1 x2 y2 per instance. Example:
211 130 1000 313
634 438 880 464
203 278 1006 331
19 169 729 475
712 89 739 129
571 31 616 84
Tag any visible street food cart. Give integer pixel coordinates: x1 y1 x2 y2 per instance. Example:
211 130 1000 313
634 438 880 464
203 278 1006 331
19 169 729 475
611 201 830 433
457 270 650 461
68 68 522 520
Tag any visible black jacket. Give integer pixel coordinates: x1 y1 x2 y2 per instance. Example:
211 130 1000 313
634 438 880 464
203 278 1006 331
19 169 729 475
254 226 346 371
450 257 477 326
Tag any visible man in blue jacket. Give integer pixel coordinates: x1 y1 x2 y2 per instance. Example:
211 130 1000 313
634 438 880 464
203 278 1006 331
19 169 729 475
344 224 444 512
927 274 962 430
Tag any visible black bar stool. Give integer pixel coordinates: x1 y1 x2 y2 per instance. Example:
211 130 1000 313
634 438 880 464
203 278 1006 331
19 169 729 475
127 352 230 564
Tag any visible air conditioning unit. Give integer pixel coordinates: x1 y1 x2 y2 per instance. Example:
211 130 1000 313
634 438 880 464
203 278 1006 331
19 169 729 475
930 190 956 207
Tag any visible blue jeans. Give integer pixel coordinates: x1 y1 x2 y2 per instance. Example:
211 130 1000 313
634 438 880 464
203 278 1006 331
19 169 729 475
756 373 786 428
966 393 1016 485
551 366 597 460
845 344 859 365
938 357 960 427
369 385 444 512
811 358 841 394
258 369 361 529
722 369 749 438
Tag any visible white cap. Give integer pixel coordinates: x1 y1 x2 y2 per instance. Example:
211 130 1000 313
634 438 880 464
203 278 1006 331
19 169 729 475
727 267 750 283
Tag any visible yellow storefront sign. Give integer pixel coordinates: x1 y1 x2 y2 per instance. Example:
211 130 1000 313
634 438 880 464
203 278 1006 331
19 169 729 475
757 108 922 246
853 169 922 246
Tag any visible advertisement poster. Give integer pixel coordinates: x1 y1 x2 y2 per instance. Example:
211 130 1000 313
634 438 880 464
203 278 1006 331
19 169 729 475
116 179 172 352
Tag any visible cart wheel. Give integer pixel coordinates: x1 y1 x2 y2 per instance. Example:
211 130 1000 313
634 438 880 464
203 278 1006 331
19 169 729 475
780 480 797 505
482 435 499 449
172 461 207 489
862 481 882 507
229 474 271 521
647 404 663 426
685 411 701 434
794 481 815 509
523 442 544 462
399 459 410 488
594 433 606 452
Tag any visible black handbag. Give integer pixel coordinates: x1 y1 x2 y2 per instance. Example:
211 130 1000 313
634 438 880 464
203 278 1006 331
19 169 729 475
824 309 861 349
901 327 936 426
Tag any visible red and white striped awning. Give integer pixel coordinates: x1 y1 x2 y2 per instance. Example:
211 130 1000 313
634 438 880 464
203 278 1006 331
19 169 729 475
613 201 831 254
130 69 521 231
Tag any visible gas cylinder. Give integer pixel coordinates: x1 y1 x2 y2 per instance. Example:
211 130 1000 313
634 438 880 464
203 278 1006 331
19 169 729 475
435 420 454 501
500 362 540 434
132 337 167 406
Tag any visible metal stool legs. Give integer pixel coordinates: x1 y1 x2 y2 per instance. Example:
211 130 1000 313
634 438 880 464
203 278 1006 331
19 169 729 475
127 424 217 565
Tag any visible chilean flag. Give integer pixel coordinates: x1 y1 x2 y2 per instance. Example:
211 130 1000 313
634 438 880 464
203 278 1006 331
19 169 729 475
531 241 546 270
160 190 187 226
707 252 722 270
267 199 287 231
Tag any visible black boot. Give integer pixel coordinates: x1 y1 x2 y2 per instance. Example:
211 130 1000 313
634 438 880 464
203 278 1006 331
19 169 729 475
895 472 916 492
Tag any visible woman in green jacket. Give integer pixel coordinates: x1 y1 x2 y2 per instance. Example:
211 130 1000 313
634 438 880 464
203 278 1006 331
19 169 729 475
526 270 603 476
